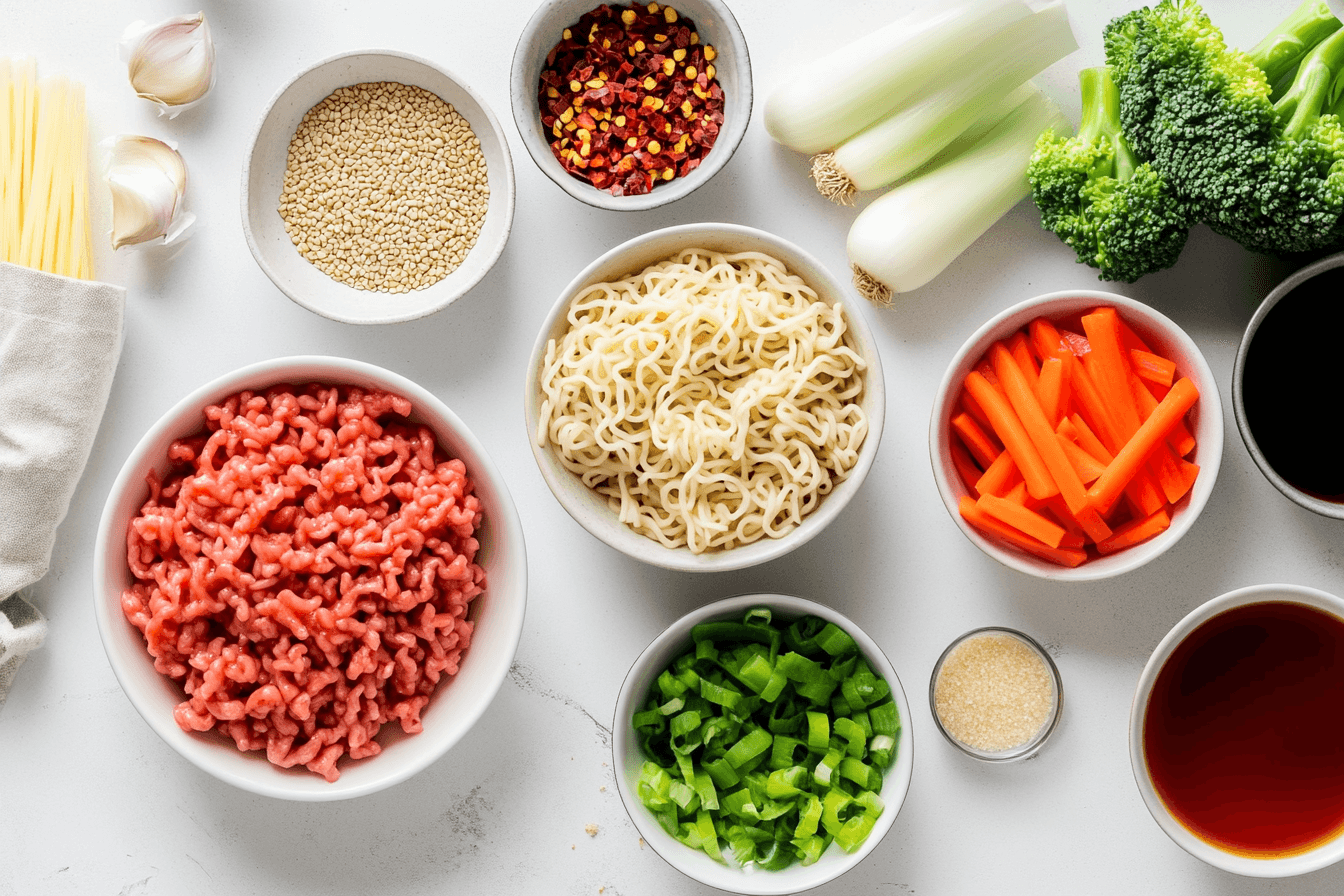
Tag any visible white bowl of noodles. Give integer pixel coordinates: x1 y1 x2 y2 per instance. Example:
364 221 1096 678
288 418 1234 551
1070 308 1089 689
524 223 885 572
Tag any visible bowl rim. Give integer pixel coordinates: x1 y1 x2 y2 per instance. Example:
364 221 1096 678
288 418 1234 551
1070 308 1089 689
1128 582 1344 877
928 288 1224 582
927 626 1062 762
240 48 516 325
523 221 886 573
508 0 753 211
92 354 528 801
1231 250 1344 519
610 592 914 894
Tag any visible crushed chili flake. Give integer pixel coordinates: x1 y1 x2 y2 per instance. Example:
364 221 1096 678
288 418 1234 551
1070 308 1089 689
538 3 726 196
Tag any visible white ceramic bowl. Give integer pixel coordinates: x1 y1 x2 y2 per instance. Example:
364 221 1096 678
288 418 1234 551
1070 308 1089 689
929 290 1222 581
1129 583 1344 877
242 50 515 324
510 0 752 211
93 356 527 801
612 593 913 894
524 222 885 573
1232 250 1344 519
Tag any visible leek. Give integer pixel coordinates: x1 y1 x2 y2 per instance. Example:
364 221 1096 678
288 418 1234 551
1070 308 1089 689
848 84 1069 304
763 0 1032 154
812 1 1077 204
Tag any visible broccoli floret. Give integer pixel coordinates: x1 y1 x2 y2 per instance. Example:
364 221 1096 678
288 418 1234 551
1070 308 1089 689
1103 0 1344 258
1029 66 1193 282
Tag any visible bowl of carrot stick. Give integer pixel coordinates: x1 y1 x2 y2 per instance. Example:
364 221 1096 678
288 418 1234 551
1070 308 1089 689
929 291 1222 581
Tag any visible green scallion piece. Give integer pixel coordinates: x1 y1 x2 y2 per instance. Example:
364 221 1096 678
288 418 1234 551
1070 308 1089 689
632 608 900 871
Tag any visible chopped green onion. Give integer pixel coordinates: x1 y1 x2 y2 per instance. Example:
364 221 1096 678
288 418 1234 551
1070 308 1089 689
632 608 900 871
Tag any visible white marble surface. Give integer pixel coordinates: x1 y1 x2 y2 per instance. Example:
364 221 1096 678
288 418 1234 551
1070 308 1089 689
3 1 1342 894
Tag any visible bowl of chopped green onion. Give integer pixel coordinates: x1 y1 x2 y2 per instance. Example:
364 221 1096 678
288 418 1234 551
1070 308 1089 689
612 594 911 893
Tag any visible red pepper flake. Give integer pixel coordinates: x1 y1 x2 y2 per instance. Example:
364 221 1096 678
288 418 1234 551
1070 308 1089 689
537 3 726 197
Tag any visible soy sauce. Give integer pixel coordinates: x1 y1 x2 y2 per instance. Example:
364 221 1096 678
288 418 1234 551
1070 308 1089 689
1143 602 1344 857
1242 266 1344 500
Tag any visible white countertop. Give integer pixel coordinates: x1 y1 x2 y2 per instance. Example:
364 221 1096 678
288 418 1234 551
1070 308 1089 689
4 1 1342 893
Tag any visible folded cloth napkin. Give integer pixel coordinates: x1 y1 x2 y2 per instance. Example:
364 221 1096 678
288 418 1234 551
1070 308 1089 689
0 262 125 708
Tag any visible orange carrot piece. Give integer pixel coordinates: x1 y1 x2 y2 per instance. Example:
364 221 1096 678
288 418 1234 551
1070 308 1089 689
978 493 1067 548
1118 318 1154 355
1029 317 1068 362
1038 496 1088 548
1131 349 1176 388
976 449 1022 497
1058 432 1106 484
951 412 1001 469
964 370 1058 501
1133 375 1196 457
1009 332 1040 393
1082 308 1143 441
1066 413 1113 463
951 441 983 493
1087 378 1200 514
1037 356 1066 426
958 496 1088 567
991 342 1110 541
959 387 996 436
1096 507 1172 555
1003 481 1029 505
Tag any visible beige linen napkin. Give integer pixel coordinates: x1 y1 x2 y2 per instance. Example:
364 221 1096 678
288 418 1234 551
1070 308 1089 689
0 262 124 708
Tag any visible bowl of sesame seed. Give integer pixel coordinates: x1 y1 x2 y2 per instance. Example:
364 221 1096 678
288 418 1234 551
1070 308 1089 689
242 49 515 325
510 0 751 211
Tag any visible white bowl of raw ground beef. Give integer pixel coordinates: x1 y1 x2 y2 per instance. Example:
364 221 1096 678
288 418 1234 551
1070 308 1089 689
93 356 527 801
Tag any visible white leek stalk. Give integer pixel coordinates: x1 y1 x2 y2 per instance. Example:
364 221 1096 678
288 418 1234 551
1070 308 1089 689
107 136 194 249
813 1 1076 205
764 0 1031 154
122 12 215 117
847 86 1068 304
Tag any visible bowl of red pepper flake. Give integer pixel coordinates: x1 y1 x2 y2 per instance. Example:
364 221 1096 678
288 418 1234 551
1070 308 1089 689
511 0 750 210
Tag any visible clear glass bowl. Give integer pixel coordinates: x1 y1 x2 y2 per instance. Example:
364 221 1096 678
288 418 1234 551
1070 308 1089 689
929 626 1063 762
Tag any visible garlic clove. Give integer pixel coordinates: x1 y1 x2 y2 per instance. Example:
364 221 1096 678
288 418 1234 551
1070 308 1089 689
107 136 194 249
123 12 215 116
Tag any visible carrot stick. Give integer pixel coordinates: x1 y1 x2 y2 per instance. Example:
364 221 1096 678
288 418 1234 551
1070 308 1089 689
1066 413 1113 463
959 387 996 435
1009 332 1040 393
978 493 1067 548
951 441 983 492
1130 349 1175 388
1087 378 1200 514
951 412 1001 469
975 449 1022 497
958 496 1088 568
1037 356 1066 426
1096 508 1171 555
1038 496 1088 548
1059 432 1106 484
1030 317 1068 362
1082 308 1143 441
1133 374 1196 457
1119 317 1154 354
1003 481 1029 505
991 342 1110 541
964 370 1058 501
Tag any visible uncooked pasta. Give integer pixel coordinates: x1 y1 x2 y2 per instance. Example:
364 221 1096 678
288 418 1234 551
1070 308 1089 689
537 248 869 553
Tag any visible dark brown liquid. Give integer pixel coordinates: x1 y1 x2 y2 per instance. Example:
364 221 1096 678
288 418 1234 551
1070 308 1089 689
1242 267 1344 501
1144 601 1344 857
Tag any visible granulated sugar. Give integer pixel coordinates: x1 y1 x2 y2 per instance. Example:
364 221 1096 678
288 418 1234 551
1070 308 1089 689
933 632 1054 753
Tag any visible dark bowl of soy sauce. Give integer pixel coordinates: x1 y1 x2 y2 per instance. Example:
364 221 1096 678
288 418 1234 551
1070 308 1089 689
1234 252 1344 519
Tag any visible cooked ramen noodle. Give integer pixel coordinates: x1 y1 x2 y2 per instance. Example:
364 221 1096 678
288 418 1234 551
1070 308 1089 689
537 248 868 553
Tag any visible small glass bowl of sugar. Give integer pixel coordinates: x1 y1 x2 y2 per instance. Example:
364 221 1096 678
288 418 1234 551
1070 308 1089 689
929 627 1062 762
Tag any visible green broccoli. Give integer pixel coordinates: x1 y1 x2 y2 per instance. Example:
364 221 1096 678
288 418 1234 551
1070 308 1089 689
1103 0 1344 257
1029 66 1193 283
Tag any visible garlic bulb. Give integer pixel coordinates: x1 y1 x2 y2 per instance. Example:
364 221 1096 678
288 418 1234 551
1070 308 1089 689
122 12 215 116
107 136 194 249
